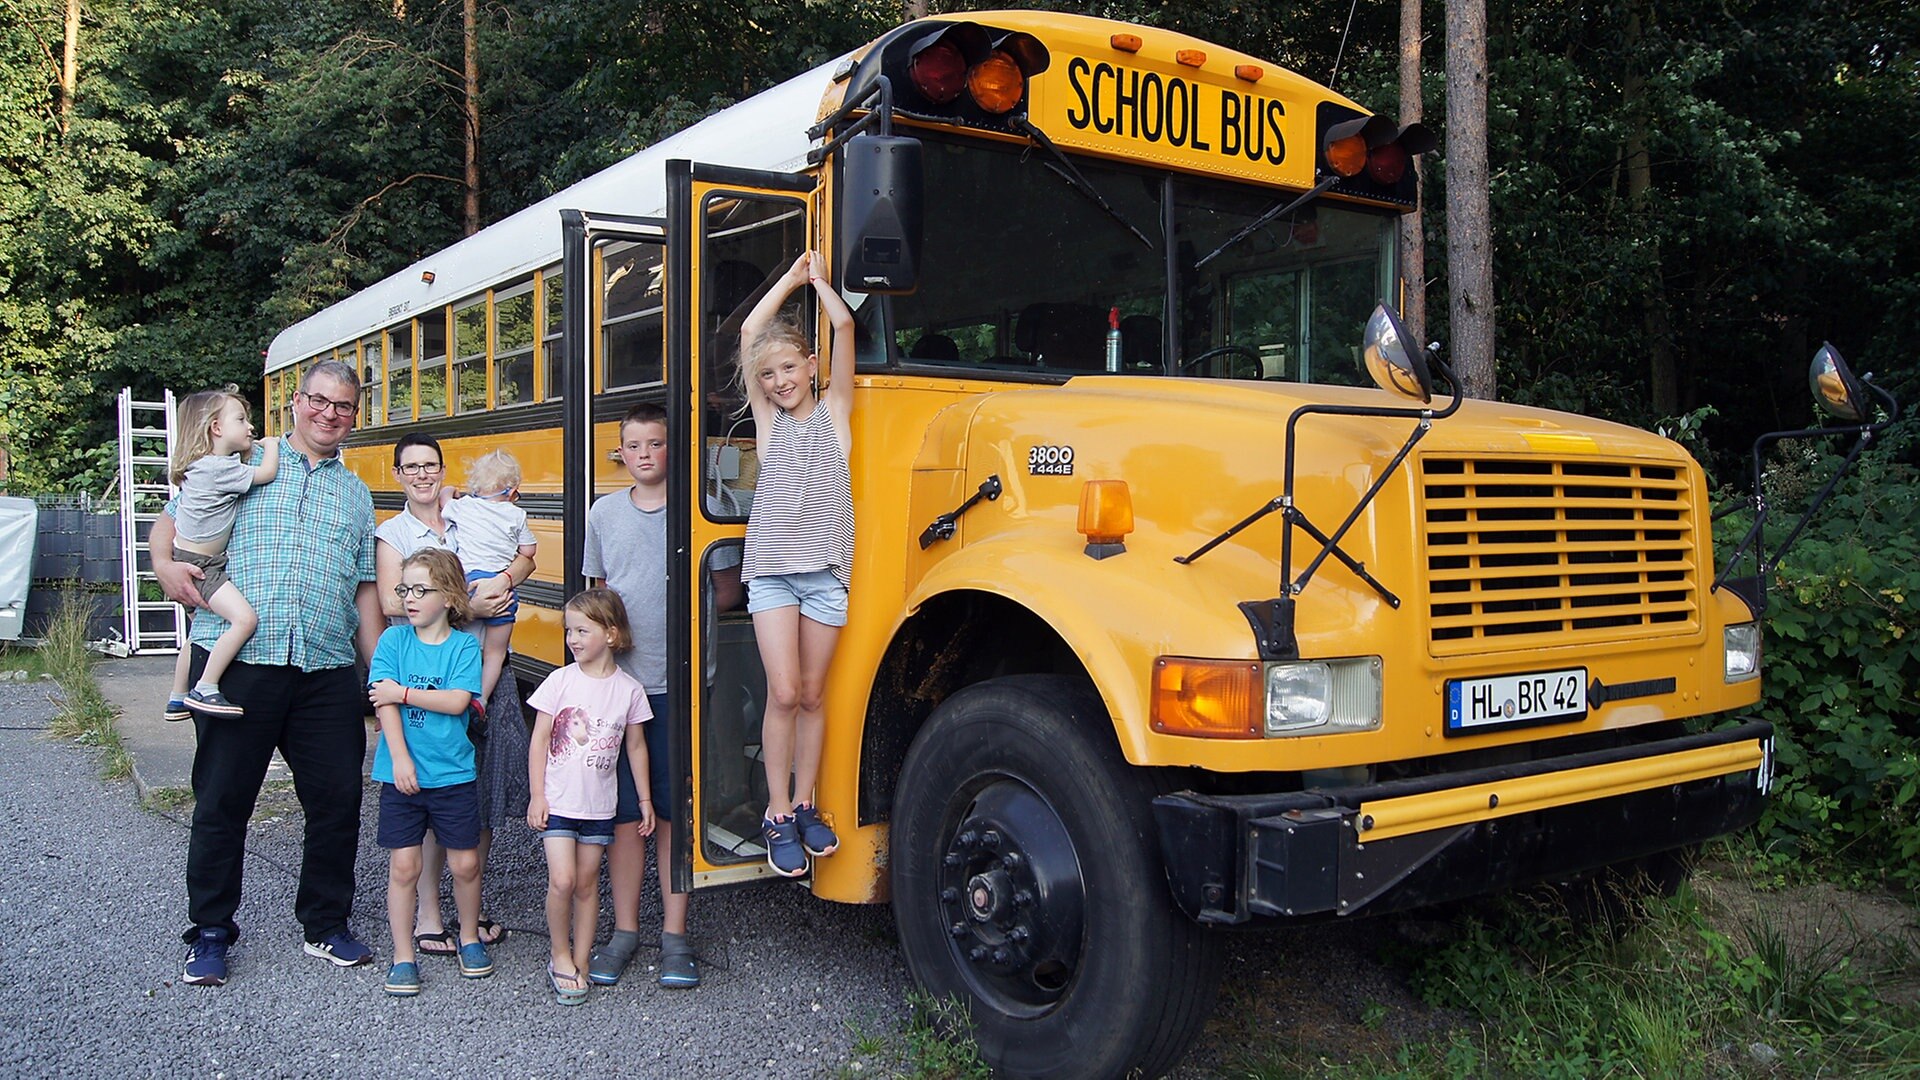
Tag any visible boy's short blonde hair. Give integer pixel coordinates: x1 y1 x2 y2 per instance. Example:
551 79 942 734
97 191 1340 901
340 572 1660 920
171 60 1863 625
465 449 522 496
565 587 634 653
402 548 475 626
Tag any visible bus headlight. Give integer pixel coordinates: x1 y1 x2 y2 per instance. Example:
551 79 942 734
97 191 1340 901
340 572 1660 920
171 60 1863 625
1266 658 1382 736
1725 623 1761 682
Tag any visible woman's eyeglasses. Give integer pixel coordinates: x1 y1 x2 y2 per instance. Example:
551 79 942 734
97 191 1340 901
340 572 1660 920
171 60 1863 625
396 462 444 477
392 584 437 599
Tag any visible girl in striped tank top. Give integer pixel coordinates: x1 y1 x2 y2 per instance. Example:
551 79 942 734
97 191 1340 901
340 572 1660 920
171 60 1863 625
737 250 858 878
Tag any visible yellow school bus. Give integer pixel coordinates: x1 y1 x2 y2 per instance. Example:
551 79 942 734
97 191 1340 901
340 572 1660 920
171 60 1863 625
264 11 1783 1076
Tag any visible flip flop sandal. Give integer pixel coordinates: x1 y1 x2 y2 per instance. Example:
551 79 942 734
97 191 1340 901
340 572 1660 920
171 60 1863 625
476 919 507 946
549 962 588 1006
414 930 457 957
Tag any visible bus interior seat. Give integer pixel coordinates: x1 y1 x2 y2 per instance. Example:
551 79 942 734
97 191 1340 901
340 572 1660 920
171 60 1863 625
908 333 960 362
1120 314 1161 371
1015 302 1106 370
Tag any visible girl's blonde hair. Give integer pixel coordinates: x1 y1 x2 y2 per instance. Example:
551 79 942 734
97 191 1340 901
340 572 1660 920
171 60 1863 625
465 449 522 496
401 548 475 626
734 320 813 410
565 587 634 653
170 386 248 485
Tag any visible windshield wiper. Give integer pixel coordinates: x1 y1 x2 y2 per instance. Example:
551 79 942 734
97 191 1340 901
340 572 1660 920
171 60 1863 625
1192 174 1337 271
1010 116 1155 250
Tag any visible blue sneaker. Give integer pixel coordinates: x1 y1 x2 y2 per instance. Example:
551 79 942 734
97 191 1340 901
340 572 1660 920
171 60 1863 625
383 961 421 997
457 940 494 979
762 814 808 878
182 927 230 985
304 930 374 967
792 802 839 857
163 699 192 723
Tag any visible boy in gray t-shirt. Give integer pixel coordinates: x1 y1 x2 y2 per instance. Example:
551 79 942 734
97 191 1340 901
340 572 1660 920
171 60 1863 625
166 389 281 721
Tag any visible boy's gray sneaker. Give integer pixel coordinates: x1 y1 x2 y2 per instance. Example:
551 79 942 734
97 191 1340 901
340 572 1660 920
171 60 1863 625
588 929 641 986
659 931 699 988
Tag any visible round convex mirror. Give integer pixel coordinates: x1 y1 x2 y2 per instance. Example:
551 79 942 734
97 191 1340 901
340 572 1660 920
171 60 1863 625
1809 343 1870 423
1361 304 1432 403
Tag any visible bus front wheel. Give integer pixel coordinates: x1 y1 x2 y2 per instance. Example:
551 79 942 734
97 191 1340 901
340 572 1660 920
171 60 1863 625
890 675 1223 1079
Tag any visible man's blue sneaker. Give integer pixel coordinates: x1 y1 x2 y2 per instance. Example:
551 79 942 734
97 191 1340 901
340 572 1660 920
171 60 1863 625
384 961 421 997
456 940 494 979
304 930 374 967
792 802 839 857
182 927 230 985
762 814 808 878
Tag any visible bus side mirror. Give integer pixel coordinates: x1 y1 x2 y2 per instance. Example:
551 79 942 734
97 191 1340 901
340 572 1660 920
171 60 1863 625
840 135 923 295
1361 303 1432 403
1809 342 1870 423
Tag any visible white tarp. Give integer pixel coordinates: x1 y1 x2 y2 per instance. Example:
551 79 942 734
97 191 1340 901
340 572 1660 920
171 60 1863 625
0 497 34 641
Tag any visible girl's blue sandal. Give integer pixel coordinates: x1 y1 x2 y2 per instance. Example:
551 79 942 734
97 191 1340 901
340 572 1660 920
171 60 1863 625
549 961 588 1005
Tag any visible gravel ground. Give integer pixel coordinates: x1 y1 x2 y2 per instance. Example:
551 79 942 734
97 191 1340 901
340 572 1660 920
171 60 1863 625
0 681 913 1078
0 678 1467 1078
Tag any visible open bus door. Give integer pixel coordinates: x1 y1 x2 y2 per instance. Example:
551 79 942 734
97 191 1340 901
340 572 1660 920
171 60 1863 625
666 161 818 889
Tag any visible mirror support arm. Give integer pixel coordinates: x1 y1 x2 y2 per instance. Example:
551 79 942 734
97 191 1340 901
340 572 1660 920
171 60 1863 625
807 76 894 164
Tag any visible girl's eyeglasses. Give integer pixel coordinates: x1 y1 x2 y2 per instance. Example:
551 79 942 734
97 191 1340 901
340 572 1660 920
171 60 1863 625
392 584 438 599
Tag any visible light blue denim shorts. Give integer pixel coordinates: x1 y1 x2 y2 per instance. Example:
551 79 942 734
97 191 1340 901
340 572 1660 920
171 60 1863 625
746 570 849 627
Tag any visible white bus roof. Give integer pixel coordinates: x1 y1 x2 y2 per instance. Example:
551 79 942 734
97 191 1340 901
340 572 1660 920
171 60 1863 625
265 60 840 372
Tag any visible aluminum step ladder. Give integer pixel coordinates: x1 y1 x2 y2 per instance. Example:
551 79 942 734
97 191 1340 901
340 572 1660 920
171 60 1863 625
117 388 184 655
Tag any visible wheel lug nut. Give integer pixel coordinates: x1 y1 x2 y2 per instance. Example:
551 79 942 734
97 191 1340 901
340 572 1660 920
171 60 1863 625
949 923 968 938
991 947 1011 964
1001 852 1023 870
981 830 1002 850
968 946 988 962
1013 889 1034 907
1009 926 1031 943
958 830 978 848
940 887 959 903
943 852 963 867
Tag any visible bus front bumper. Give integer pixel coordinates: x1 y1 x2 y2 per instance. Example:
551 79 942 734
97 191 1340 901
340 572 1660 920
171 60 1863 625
1150 720 1773 924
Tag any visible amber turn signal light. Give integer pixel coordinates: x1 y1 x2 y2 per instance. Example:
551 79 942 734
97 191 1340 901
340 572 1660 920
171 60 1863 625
1153 658 1261 738
1110 33 1142 52
1325 134 1368 178
969 51 1025 114
1077 480 1133 543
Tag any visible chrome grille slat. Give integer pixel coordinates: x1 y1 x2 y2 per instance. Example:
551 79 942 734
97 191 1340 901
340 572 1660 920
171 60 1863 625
1422 456 1700 655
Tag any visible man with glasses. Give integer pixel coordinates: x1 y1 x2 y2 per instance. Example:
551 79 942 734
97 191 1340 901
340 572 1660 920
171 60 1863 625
152 360 384 986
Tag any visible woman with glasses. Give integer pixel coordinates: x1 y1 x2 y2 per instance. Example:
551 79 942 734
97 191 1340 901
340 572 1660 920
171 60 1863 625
374 432 534 959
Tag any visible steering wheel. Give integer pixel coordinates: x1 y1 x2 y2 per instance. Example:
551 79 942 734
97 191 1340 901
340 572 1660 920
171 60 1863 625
1178 343 1264 379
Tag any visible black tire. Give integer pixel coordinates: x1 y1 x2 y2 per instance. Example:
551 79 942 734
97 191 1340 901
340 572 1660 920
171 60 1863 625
890 675 1223 1079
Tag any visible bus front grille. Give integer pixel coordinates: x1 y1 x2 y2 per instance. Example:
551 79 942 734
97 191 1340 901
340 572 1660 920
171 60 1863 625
1421 457 1699 656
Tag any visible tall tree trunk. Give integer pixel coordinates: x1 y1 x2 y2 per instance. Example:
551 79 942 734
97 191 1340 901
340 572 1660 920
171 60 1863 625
57 0 78 133
1445 0 1495 399
1624 4 1677 414
462 0 480 236
1398 0 1425 343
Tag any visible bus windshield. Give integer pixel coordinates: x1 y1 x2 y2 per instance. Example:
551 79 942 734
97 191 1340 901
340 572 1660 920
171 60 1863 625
878 134 1398 384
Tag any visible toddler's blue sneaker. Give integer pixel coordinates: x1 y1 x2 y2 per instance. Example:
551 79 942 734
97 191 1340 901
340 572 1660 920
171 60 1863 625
304 930 374 967
384 961 421 997
163 698 192 723
762 814 808 878
792 802 839 857
457 940 494 979
182 927 230 986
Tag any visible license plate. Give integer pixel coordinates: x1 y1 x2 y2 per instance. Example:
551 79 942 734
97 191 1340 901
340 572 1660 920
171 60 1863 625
1446 667 1588 735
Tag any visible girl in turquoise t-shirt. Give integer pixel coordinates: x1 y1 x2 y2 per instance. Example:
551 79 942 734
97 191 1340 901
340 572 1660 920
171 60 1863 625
367 548 486 996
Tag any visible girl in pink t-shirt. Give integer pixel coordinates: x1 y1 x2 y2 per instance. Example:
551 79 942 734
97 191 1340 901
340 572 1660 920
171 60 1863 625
526 588 654 1004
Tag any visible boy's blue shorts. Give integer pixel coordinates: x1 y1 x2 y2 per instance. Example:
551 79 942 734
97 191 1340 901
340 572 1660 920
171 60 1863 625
465 568 519 627
378 780 481 851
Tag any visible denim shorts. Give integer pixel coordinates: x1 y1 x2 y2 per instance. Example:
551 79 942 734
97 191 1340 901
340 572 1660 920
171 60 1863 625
746 570 848 627
615 692 673 825
378 781 481 851
540 813 615 846
465 568 519 627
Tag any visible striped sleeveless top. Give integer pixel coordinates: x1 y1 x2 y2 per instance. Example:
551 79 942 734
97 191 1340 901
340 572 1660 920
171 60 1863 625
741 401 854 587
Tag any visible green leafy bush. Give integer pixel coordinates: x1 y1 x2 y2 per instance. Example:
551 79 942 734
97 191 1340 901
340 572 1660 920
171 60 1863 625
1726 450 1920 894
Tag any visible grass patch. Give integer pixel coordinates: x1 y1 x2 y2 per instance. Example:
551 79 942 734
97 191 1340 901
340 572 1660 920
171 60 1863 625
837 991 989 1080
0 643 51 679
143 785 192 812
38 591 131 779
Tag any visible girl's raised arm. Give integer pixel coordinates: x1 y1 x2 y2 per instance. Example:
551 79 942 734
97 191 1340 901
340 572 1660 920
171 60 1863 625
739 253 813 415
809 251 858 420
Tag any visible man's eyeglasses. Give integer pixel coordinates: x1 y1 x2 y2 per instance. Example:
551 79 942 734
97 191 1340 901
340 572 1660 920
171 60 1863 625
299 391 359 417
396 462 444 477
392 584 437 599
